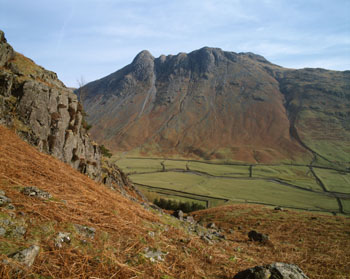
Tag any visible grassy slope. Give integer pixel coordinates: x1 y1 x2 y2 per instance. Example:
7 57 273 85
1 125 349 278
191 204 350 279
0 126 230 278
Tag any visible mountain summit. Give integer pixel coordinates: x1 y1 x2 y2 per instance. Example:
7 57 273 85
82 47 350 164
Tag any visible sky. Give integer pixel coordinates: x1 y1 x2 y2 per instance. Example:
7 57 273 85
1 0 349 87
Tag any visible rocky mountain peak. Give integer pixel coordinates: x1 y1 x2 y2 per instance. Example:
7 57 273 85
131 50 155 82
188 46 227 73
133 50 154 62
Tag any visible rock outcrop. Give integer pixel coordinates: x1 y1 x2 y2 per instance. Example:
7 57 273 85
0 31 14 67
234 262 309 279
0 30 148 201
0 30 101 180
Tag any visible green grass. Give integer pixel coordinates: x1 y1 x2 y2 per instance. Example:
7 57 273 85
163 160 188 170
114 158 163 174
188 161 249 177
297 110 350 165
253 165 322 191
313 168 350 193
308 140 350 164
115 157 347 214
130 172 339 212
341 200 350 214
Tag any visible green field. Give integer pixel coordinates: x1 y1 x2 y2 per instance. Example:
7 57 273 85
130 171 339 212
341 199 350 214
115 158 162 174
313 168 350 193
253 165 323 191
115 157 350 215
163 160 188 170
188 161 249 177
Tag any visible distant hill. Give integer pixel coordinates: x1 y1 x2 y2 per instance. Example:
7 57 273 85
82 48 350 166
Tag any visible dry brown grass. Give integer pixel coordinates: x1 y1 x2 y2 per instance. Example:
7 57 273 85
192 204 350 279
0 125 349 278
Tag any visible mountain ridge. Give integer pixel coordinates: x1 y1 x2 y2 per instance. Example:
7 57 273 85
82 47 350 166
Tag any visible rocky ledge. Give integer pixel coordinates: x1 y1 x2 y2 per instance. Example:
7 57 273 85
0 30 101 180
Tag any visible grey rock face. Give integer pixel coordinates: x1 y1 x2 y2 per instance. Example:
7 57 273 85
0 30 102 181
21 186 52 199
9 245 40 267
0 30 14 67
234 262 309 279
16 81 101 180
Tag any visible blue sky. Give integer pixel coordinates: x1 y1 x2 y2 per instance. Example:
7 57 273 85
1 0 349 87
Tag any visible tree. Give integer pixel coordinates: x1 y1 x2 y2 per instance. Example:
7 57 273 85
76 76 92 131
99 145 112 158
76 76 87 104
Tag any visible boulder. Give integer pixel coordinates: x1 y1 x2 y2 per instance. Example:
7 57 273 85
173 210 184 220
207 222 216 229
185 215 196 224
143 247 168 263
54 232 71 248
74 224 96 239
233 262 309 279
248 230 269 243
0 194 11 206
21 186 52 199
9 245 40 267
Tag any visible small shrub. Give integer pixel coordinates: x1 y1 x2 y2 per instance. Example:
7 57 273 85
99 145 112 158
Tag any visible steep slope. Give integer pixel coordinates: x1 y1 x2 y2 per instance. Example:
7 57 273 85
0 30 146 201
1 125 349 279
0 30 101 180
275 68 350 166
82 48 350 165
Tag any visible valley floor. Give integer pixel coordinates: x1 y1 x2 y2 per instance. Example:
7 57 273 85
115 157 350 216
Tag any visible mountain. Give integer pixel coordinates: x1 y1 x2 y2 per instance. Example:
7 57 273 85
82 48 350 165
0 30 349 279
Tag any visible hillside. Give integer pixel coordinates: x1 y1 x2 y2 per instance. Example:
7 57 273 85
1 125 350 278
0 30 143 198
82 48 350 166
